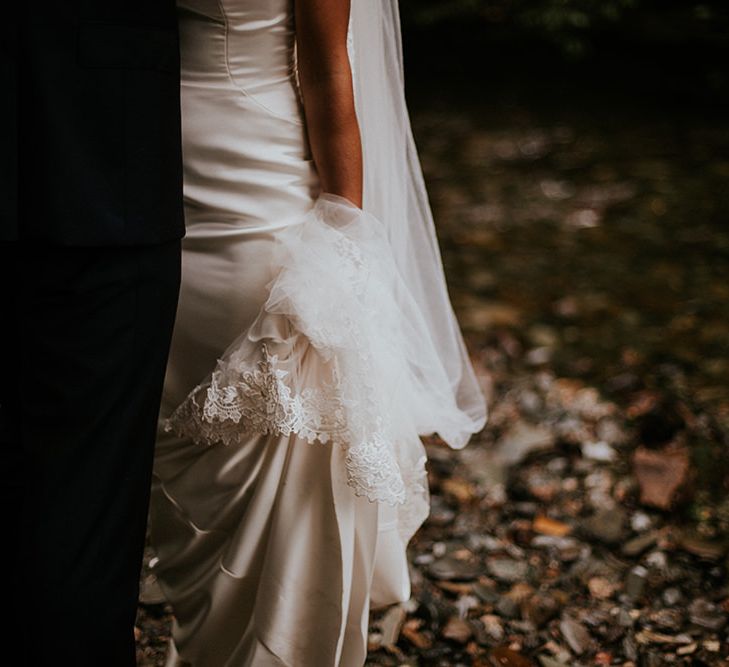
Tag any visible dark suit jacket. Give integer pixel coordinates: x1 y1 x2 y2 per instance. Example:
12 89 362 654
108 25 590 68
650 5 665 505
2 1 185 245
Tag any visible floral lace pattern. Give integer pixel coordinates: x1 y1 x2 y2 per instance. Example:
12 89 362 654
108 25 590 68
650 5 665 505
165 343 411 506
165 194 431 516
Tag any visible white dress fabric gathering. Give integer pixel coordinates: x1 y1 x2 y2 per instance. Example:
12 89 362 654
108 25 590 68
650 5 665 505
149 1 487 665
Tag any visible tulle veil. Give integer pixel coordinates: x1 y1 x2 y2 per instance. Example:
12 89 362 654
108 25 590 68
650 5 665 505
347 0 487 446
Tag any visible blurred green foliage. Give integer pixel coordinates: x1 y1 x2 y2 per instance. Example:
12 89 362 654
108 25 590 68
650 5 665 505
400 0 727 57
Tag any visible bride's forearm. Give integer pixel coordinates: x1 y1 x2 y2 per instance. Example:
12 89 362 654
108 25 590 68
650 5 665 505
295 0 363 208
299 73 363 207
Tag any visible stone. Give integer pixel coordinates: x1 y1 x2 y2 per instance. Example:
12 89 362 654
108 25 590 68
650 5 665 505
523 592 561 627
530 534 581 551
687 598 727 631
621 530 660 557
582 506 627 544
625 565 649 602
537 658 569 667
473 582 500 605
596 418 628 445
676 642 698 655
519 390 543 415
615 608 634 628
496 594 521 619
441 477 478 504
500 583 535 619
635 629 693 645
559 615 593 654
138 573 166 606
702 638 721 652
427 495 456 525
632 445 691 510
648 608 684 631
413 552 435 565
486 556 529 583
467 534 503 552
367 631 383 652
524 470 562 502
588 576 619 599
441 616 473 644
461 302 523 330
401 618 432 649
644 550 668 570
486 647 537 667
630 510 653 532
581 440 617 462
478 614 505 642
661 587 683 606
428 555 481 581
677 529 728 560
457 447 507 488
432 542 447 558
379 604 406 647
513 501 540 517
455 595 480 618
526 346 552 366
494 420 556 466
533 515 572 537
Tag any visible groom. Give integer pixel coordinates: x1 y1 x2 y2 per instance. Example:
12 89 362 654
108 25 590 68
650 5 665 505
2 3 184 665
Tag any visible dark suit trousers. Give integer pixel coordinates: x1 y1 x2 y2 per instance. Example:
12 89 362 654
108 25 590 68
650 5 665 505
1 239 181 665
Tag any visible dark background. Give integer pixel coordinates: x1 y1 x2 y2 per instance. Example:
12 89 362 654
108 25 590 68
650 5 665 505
398 0 729 504
401 0 729 105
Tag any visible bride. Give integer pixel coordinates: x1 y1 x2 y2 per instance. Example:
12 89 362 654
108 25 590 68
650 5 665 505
149 0 487 665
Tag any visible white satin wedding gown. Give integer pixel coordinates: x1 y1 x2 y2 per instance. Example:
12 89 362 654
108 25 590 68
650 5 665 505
149 1 479 665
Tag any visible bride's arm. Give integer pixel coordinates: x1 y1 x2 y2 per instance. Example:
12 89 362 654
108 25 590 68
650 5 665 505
295 0 363 208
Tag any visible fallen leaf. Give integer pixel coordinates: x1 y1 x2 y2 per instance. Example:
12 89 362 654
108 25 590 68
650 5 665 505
442 616 473 644
533 515 572 537
633 445 691 509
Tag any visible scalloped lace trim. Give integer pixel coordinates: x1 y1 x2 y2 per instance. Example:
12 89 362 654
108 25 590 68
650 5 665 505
165 342 410 506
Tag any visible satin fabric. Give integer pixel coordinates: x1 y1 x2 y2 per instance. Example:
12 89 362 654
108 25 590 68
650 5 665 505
149 1 410 665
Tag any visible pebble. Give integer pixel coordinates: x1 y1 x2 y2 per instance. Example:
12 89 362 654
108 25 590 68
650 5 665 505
427 555 481 581
379 605 406 647
630 510 653 532
537 658 568 667
479 613 505 642
532 515 572 537
648 608 684 631
687 598 728 631
624 565 649 602
644 549 668 570
661 586 683 606
486 646 536 667
523 592 561 627
486 557 529 582
581 440 617 462
582 506 627 544
494 420 556 466
587 576 619 599
621 530 659 557
441 616 473 644
559 615 593 654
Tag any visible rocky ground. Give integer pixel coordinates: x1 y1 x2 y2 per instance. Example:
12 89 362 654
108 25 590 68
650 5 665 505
136 69 729 666
136 343 729 665
135 371 729 666
360 353 729 666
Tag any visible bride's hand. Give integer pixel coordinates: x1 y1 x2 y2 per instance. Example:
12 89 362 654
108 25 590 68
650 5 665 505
295 0 363 208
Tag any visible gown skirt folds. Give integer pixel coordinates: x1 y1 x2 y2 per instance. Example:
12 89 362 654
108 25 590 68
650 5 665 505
149 1 483 665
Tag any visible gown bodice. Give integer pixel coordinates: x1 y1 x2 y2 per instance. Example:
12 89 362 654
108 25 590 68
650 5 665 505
177 0 317 231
